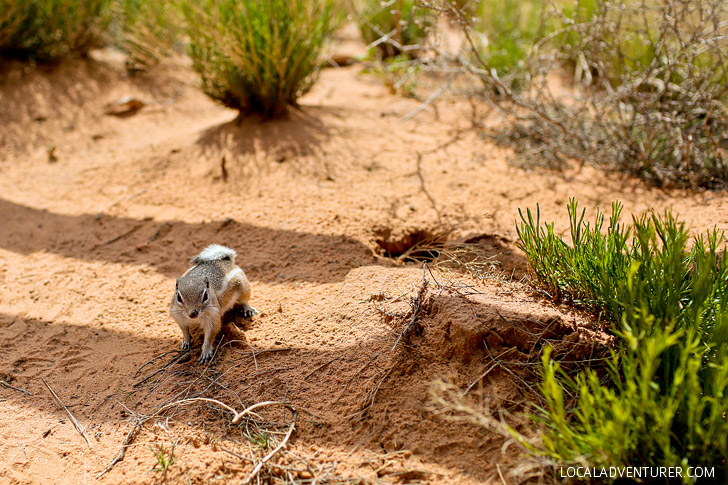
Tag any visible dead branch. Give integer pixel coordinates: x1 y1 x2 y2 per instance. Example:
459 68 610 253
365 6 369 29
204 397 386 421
390 265 430 351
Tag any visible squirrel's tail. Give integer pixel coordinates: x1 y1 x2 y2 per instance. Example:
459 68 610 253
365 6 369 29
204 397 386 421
191 244 237 264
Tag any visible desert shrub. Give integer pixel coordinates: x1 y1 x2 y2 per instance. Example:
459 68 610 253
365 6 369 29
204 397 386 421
516 200 728 482
0 0 112 61
181 0 337 117
535 0 728 188
114 0 184 69
445 0 728 188
358 0 432 58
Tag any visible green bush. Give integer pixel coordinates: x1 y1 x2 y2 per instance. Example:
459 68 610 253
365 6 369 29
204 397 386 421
114 0 184 69
181 0 337 118
515 199 631 317
0 0 112 61
517 199 728 483
358 0 431 59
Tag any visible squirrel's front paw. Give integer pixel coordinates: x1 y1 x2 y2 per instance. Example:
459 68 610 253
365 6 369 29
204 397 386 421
198 351 213 364
240 305 258 319
181 341 190 351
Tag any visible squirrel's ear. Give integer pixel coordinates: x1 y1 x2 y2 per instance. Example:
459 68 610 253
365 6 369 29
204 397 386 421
175 279 179 289
204 277 210 288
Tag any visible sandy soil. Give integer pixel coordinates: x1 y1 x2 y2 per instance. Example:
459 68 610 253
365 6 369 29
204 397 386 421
1 34 727 485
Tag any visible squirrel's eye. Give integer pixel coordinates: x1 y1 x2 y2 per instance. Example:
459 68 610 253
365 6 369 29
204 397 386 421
202 290 208 302
176 292 183 304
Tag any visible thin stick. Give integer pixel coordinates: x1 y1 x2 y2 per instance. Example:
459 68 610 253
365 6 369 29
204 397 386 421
228 347 292 357
497 464 508 485
220 156 229 182
93 224 143 250
148 222 170 243
303 357 338 380
96 420 142 479
1 380 32 395
222 448 309 474
96 189 148 218
390 267 428 352
41 377 92 448
414 152 441 223
335 354 379 403
133 351 190 388
400 82 449 123
464 347 516 395
463 362 500 396
133 350 181 378
222 447 255 463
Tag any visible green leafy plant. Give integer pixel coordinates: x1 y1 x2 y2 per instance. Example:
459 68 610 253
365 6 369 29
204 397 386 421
516 199 728 483
244 430 271 450
358 0 432 59
515 199 632 318
181 0 337 118
0 0 112 62
150 443 176 480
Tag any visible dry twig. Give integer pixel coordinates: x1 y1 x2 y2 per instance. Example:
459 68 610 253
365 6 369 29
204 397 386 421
41 377 92 448
1 380 32 395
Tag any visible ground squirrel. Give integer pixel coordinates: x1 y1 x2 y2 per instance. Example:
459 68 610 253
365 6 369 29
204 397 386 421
170 244 257 363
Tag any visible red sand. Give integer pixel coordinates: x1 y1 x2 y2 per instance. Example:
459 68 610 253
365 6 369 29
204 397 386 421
1 41 726 484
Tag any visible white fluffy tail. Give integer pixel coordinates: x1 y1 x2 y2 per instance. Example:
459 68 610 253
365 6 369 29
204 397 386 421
191 244 237 264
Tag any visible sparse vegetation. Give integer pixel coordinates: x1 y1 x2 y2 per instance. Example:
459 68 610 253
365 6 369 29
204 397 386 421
150 443 175 480
367 54 422 96
114 0 184 69
474 0 548 81
0 0 113 61
181 0 338 117
244 430 271 450
358 0 432 59
529 0 728 188
439 0 728 188
516 200 728 482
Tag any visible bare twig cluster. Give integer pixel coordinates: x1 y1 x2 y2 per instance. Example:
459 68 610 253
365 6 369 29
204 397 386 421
97 397 297 483
94 344 317 482
424 0 728 188
433 242 501 281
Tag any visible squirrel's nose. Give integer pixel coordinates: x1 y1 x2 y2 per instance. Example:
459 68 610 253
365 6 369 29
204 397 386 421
189 310 199 319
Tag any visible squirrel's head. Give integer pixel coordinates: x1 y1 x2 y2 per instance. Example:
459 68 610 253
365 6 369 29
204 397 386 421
172 277 214 320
